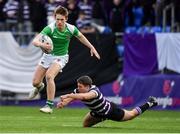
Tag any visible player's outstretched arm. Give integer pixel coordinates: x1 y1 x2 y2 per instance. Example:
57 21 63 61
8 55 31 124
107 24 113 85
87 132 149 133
76 32 100 60
57 97 73 109
57 91 97 108
57 93 77 108
61 91 97 101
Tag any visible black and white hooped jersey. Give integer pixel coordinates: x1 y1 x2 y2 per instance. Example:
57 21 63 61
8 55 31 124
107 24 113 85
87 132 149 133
73 85 111 115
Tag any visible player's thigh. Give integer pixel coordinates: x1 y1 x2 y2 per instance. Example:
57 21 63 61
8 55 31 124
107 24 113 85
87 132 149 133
53 54 69 72
33 65 47 85
106 102 125 121
46 62 61 80
83 112 103 127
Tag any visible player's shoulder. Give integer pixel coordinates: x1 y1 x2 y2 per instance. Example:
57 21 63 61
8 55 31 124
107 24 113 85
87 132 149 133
66 23 77 34
89 85 100 93
47 22 56 33
89 85 101 97
91 85 99 89
66 22 75 29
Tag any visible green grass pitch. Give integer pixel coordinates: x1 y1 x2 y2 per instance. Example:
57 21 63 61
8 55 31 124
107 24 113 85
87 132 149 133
0 106 180 133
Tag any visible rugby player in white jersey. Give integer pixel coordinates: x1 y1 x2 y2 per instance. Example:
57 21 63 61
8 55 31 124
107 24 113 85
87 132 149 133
28 6 100 114
57 76 158 127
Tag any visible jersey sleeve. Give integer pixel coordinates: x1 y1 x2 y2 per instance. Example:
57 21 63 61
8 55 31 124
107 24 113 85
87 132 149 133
90 90 98 98
73 26 80 37
89 87 100 98
40 26 52 36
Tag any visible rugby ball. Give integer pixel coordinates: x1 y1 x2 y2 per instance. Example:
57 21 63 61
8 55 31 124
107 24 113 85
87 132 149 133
40 35 53 53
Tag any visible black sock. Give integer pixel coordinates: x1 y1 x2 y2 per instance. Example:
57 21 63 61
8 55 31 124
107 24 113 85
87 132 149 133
139 102 150 113
135 102 150 115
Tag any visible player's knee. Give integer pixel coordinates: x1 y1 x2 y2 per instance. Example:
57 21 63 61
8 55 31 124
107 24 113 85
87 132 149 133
32 79 41 87
45 73 54 81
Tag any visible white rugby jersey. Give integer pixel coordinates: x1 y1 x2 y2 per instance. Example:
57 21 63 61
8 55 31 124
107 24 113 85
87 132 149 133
73 85 111 115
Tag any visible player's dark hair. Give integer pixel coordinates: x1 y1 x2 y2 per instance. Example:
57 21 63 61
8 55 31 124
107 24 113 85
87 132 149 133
77 76 93 86
54 6 68 17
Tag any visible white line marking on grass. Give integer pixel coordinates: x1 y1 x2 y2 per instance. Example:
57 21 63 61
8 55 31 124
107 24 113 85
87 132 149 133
1 133 180 134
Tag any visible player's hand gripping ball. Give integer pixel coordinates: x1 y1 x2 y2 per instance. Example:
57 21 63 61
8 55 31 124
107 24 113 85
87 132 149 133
40 35 53 54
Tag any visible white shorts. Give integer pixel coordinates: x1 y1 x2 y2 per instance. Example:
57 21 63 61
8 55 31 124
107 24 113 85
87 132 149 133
39 53 69 71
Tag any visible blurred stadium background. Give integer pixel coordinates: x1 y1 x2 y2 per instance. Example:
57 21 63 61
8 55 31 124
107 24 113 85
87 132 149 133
0 0 180 133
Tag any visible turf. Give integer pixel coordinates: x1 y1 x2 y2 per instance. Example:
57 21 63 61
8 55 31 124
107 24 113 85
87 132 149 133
0 106 180 133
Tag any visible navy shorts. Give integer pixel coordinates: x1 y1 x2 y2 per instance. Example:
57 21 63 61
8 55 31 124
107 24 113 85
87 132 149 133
90 102 125 121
